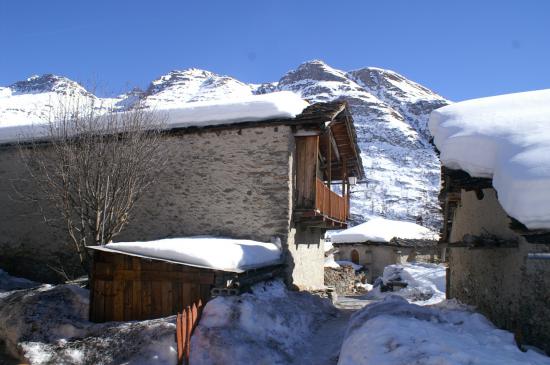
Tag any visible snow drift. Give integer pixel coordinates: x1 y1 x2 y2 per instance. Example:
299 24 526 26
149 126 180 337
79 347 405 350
338 296 550 365
190 280 335 365
367 262 446 305
0 274 178 364
429 89 550 229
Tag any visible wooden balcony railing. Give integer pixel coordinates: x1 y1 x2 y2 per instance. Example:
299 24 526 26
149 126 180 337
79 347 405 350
315 178 348 222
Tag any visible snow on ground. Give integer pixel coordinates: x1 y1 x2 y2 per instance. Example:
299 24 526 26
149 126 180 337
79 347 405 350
429 89 550 229
367 262 446 305
331 217 437 244
0 277 177 364
190 280 336 365
338 295 550 365
104 236 282 273
0 269 39 294
324 254 341 269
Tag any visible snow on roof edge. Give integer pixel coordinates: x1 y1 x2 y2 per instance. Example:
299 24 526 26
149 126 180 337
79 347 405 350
0 91 309 145
428 88 550 230
88 245 283 273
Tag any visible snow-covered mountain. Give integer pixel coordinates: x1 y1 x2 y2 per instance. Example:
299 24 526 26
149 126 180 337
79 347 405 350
0 61 449 229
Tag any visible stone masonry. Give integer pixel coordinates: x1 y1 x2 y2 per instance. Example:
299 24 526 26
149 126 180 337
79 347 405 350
0 124 326 289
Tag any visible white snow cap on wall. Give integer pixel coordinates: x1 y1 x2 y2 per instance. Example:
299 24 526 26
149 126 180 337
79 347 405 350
0 91 308 144
429 89 550 229
161 91 308 128
104 236 282 273
331 217 437 244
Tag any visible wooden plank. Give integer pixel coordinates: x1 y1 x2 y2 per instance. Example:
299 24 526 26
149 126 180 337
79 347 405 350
112 255 124 321
295 135 318 208
93 270 215 284
190 283 200 305
103 279 113 322
151 280 163 318
142 281 152 319
93 279 105 322
132 257 142 320
185 306 192 364
161 281 172 317
182 282 191 308
123 280 133 321
176 313 184 365
173 281 183 313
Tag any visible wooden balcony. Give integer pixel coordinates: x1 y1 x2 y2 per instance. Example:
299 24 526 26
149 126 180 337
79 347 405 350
315 178 348 223
294 178 349 229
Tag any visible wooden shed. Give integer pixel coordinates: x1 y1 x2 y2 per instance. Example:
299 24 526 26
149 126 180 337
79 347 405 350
88 246 282 323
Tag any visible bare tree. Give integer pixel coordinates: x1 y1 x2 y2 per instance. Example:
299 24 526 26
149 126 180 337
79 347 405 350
19 99 166 273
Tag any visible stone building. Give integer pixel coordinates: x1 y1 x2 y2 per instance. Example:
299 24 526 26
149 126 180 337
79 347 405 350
333 238 438 283
439 168 550 354
330 218 438 283
0 95 364 290
430 90 550 354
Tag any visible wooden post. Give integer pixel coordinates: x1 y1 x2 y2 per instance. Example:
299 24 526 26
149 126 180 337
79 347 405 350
327 132 332 217
342 162 347 221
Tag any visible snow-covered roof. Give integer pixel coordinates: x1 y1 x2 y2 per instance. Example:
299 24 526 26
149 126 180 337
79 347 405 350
160 91 308 129
330 218 437 244
429 89 550 230
0 91 308 145
93 236 282 273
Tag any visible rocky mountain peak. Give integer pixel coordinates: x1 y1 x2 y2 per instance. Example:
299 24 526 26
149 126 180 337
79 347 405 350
143 69 253 107
0 61 450 229
9 74 91 97
279 60 350 86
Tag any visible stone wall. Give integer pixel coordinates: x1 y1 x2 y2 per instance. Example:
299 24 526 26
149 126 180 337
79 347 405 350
0 125 302 283
448 188 550 353
335 243 438 283
324 265 356 295
286 226 325 290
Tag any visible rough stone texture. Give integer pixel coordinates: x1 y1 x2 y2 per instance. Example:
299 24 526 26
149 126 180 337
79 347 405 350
335 244 437 283
0 125 327 290
0 146 81 282
324 265 356 295
448 188 550 353
0 125 328 289
286 226 325 290
121 126 295 244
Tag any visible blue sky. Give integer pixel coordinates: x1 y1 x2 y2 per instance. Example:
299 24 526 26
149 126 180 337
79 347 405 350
0 0 549 101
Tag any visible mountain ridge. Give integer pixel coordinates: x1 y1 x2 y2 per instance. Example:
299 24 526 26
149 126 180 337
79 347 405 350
0 60 450 229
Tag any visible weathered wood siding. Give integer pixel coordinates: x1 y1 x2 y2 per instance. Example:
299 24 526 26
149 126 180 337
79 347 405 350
90 250 214 323
295 135 318 209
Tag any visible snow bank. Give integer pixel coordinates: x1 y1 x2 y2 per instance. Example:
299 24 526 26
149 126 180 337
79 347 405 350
0 282 177 364
0 269 39 294
190 280 335 365
429 89 550 229
105 236 282 273
331 217 437 244
338 296 550 365
324 254 341 269
367 262 446 305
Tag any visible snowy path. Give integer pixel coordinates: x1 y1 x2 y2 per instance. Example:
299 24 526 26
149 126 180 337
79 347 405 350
291 295 374 365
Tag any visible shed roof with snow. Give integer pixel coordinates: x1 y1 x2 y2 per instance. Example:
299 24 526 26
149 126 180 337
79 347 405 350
330 218 437 245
